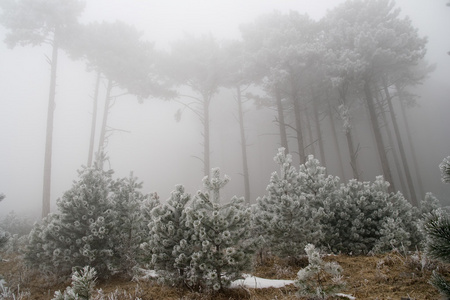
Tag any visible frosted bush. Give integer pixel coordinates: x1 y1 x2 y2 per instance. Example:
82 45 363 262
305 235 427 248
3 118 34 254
52 266 97 300
144 169 257 292
295 244 345 299
253 149 331 259
439 156 450 183
323 176 420 254
141 185 191 286
185 191 256 291
256 149 424 257
0 279 30 299
26 158 152 278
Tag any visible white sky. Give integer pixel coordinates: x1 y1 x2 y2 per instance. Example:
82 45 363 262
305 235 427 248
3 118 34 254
1 0 450 218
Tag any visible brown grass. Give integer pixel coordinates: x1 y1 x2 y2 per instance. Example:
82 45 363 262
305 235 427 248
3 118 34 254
0 251 447 300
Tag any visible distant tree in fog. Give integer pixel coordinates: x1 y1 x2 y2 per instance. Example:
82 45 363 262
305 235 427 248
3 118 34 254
0 0 85 218
65 21 175 163
240 12 318 164
222 40 253 203
164 34 225 177
323 0 427 204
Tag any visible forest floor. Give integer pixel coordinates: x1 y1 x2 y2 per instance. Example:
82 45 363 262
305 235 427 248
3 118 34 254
0 250 448 300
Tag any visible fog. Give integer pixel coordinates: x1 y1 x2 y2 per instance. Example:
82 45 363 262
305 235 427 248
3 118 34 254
1 0 449 219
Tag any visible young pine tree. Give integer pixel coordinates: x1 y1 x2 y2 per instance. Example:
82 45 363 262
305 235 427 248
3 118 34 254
26 158 149 278
142 185 192 286
184 168 256 291
324 176 418 254
109 173 153 276
422 156 450 298
253 149 324 260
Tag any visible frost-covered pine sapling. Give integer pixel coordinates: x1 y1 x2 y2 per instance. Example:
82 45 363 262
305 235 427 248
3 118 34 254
440 156 450 184
26 159 120 277
295 244 345 299
53 266 97 300
185 168 256 292
108 173 150 276
142 185 192 286
254 149 323 260
324 176 417 254
423 212 450 298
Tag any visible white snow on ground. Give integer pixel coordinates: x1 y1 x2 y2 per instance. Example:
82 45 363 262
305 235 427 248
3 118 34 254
135 269 356 299
229 274 294 289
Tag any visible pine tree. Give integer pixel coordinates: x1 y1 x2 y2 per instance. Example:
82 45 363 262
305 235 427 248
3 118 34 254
253 149 324 260
324 176 418 254
295 244 345 299
440 156 450 184
0 195 9 250
142 185 192 286
109 173 152 276
26 158 150 278
52 266 97 300
146 169 256 292
423 156 450 298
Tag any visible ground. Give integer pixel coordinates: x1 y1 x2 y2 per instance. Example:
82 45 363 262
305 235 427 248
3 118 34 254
0 250 447 299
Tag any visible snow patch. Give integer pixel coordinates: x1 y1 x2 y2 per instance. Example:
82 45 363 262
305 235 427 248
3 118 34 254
229 274 294 289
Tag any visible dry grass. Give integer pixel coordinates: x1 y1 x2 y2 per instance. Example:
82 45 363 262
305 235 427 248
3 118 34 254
0 251 447 300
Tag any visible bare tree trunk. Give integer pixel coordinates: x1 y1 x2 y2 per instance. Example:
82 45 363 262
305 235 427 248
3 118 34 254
375 90 409 199
363 79 394 192
236 86 251 203
203 94 211 177
289 73 306 163
397 85 425 199
275 87 289 153
87 71 101 167
98 79 113 158
312 93 326 168
383 79 418 205
345 125 360 181
304 105 316 157
42 35 59 218
292 94 306 163
327 102 346 181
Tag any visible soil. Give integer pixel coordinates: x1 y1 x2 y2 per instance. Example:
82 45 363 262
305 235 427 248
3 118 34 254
0 250 448 300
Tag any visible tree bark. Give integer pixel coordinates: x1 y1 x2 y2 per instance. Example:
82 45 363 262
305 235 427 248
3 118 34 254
87 71 101 167
397 85 425 199
42 34 59 218
203 94 211 177
375 90 409 199
236 86 251 203
98 78 113 160
363 79 394 192
312 92 326 168
327 102 346 181
383 79 418 205
289 74 306 163
275 87 289 153
304 105 316 158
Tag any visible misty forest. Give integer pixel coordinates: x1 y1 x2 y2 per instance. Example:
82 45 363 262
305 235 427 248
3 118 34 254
1 0 450 299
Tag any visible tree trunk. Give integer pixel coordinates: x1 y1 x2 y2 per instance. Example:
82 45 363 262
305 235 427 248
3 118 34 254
383 79 418 206
42 35 59 218
397 85 425 199
304 105 316 158
289 74 306 163
312 92 326 168
98 79 113 159
236 86 251 203
203 94 211 177
363 79 394 192
87 71 101 167
327 102 346 181
375 90 409 199
275 87 289 153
